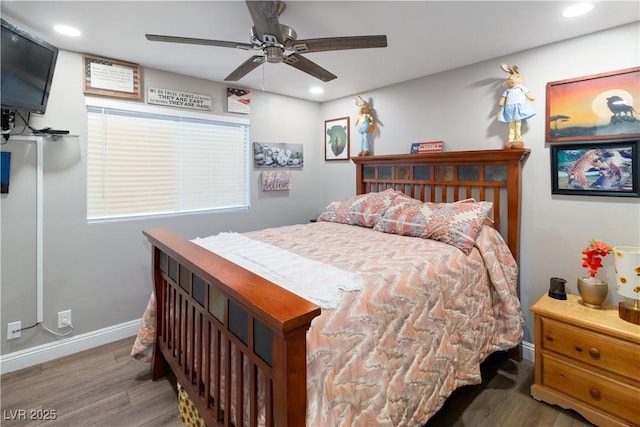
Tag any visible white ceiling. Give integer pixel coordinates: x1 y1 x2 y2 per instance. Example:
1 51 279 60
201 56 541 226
2 1 638 102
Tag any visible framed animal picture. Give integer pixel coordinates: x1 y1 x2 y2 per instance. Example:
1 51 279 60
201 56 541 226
325 117 350 161
550 140 639 197
546 67 640 142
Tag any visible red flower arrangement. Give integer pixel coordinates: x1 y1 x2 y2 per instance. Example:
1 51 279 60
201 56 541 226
582 240 613 278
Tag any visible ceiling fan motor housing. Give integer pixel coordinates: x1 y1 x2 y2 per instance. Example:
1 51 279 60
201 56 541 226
265 46 283 63
250 24 297 63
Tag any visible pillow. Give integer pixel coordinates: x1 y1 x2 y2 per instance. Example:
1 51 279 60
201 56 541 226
454 198 495 227
317 188 402 227
374 196 493 255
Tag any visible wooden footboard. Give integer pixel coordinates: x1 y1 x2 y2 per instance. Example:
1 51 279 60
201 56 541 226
144 228 321 427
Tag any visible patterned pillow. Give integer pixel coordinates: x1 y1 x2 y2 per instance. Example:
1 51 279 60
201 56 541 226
455 198 495 226
317 189 402 227
374 196 493 255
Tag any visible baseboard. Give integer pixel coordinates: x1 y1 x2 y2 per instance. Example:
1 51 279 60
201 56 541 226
0 322 536 375
522 340 534 362
0 319 141 375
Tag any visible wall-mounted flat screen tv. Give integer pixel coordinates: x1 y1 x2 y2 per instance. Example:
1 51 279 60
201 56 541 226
1 18 59 114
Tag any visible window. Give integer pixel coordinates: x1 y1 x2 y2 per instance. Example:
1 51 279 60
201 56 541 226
87 101 250 221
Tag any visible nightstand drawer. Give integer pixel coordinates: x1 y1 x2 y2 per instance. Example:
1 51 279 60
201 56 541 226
541 317 640 380
542 354 640 424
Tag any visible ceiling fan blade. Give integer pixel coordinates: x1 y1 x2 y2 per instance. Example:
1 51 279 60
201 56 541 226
288 35 387 54
146 34 253 50
225 55 266 81
245 1 283 43
283 53 336 82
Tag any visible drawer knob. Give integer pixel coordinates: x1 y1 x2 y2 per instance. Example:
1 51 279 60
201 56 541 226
544 335 554 342
588 347 601 360
589 388 601 400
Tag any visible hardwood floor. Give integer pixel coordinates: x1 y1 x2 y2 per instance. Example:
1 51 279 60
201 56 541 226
1 337 593 427
425 351 593 427
1 337 181 427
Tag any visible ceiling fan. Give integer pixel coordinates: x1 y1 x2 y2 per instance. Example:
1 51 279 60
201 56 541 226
145 1 388 82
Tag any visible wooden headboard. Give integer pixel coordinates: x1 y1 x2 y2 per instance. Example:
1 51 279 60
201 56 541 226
351 148 530 266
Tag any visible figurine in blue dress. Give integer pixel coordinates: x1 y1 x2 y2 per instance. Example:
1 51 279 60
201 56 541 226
353 95 375 156
497 64 535 148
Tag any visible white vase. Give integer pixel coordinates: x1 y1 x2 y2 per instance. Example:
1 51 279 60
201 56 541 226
614 246 640 324
577 277 608 308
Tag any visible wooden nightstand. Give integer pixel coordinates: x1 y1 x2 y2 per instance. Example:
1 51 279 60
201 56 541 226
530 294 640 426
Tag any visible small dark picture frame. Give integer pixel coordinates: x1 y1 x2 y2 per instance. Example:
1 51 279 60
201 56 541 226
550 140 639 197
325 117 350 161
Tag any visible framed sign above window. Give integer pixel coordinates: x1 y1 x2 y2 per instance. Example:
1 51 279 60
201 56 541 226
550 140 639 197
83 54 141 100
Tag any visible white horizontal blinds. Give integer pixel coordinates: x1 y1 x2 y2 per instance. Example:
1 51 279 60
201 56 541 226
178 117 249 210
87 106 249 220
87 109 180 218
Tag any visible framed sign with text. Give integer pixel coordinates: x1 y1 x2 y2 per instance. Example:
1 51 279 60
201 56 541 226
83 54 141 100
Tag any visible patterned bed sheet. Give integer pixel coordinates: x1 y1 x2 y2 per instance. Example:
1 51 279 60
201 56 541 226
132 221 524 426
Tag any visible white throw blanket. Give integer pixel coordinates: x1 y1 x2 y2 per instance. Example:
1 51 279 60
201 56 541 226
192 232 363 309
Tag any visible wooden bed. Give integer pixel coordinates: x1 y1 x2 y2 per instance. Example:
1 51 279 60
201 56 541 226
142 148 530 427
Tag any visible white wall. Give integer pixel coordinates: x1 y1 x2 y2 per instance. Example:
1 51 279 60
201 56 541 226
319 23 640 343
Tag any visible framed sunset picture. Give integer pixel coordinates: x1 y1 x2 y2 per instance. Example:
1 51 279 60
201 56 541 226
546 67 640 142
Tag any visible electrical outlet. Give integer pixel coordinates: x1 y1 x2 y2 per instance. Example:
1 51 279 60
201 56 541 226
58 310 72 328
7 321 21 339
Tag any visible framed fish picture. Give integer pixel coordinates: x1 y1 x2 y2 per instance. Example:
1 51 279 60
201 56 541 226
550 140 639 197
546 67 640 142
325 117 350 161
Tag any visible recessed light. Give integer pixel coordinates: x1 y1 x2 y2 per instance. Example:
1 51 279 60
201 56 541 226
54 24 81 37
563 2 595 18
309 86 324 95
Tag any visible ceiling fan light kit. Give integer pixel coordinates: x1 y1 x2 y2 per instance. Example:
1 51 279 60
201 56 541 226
145 0 387 82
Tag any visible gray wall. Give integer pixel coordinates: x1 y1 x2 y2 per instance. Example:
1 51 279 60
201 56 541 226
2 22 639 356
1 51 323 352
319 22 640 343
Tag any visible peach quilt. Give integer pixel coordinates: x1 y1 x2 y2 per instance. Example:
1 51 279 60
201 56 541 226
132 221 523 426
